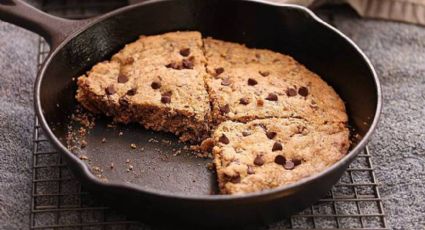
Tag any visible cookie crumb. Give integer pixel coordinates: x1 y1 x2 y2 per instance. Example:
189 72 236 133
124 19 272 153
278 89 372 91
206 162 214 170
92 166 101 172
173 150 182 156
107 124 116 128
80 140 87 148
148 138 159 143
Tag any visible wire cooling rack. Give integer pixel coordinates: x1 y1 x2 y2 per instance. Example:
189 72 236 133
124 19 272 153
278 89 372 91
30 1 389 229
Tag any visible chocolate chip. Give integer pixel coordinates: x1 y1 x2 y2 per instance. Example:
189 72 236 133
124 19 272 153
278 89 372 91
126 88 137 96
248 78 258 86
151 81 161 89
229 174 241 184
274 155 286 165
124 57 134 65
259 71 270 77
165 62 181 70
221 78 231 86
182 58 194 69
215 67 224 75
265 93 278 101
240 97 250 105
296 126 306 134
258 124 267 131
179 48 190 57
163 91 172 97
257 99 264 106
119 97 129 107
272 142 283 151
219 134 230 144
161 95 171 104
254 155 264 166
242 131 251 137
266 131 277 139
286 88 297 97
105 85 116 95
283 160 295 170
247 165 255 174
298 87 309 97
220 104 230 114
117 73 129 83
292 159 302 166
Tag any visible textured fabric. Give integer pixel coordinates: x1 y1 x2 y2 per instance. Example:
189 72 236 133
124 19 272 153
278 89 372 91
0 21 38 230
267 0 425 25
330 9 425 229
347 0 425 25
132 0 425 26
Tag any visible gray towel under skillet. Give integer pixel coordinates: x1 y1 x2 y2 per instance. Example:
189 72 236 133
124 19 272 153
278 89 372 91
0 21 38 229
330 10 425 230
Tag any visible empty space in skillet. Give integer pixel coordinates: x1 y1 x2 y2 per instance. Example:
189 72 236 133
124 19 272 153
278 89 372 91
66 116 216 195
40 0 378 197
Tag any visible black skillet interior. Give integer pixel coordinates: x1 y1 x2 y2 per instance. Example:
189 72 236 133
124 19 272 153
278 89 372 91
40 0 378 196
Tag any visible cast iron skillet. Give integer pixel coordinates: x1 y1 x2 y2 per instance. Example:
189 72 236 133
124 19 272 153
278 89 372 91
0 0 381 227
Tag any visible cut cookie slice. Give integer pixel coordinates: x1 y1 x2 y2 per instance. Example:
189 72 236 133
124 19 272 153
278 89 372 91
76 31 211 142
212 118 349 194
203 38 347 126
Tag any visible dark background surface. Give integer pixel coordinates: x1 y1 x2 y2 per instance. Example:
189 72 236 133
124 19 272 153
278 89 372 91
0 2 424 229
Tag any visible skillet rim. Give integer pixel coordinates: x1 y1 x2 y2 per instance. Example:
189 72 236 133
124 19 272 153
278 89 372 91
34 0 382 201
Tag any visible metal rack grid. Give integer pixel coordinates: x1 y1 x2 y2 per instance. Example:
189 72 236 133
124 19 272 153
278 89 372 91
30 1 389 229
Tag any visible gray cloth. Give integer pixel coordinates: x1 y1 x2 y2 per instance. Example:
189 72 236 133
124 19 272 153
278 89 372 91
321 9 425 229
0 8 424 230
0 22 38 229
265 0 425 25
333 12 425 229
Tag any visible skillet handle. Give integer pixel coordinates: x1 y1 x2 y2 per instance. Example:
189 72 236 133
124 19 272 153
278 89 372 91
0 0 92 49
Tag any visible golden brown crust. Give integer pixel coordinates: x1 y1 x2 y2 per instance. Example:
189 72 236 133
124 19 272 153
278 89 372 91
212 118 349 194
203 38 347 126
76 32 350 194
76 31 211 142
